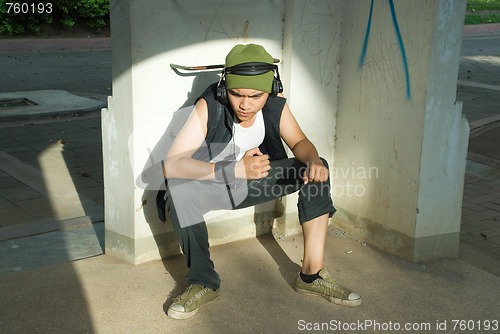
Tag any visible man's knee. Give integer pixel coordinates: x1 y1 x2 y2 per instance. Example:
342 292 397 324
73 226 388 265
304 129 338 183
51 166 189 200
319 157 330 170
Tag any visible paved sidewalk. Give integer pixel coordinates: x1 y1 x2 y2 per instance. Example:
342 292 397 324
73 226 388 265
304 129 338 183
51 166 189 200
456 31 500 277
460 161 500 276
0 116 104 227
0 232 499 333
0 37 108 243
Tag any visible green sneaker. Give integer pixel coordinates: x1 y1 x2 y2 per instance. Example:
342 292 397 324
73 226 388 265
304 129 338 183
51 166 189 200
167 284 221 319
294 268 362 307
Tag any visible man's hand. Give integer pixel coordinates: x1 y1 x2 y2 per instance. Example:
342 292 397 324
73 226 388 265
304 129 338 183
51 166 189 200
303 158 329 184
235 148 270 179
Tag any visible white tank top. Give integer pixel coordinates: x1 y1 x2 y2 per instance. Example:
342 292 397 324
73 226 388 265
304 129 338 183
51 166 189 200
210 110 266 162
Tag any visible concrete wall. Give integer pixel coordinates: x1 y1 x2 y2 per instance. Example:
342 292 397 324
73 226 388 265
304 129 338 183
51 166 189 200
103 0 342 264
279 0 342 235
103 0 468 264
333 0 468 261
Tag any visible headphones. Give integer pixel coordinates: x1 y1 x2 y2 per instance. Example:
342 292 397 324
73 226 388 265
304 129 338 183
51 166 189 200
216 62 283 105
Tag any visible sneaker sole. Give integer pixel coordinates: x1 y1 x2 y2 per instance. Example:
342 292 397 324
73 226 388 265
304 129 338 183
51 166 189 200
294 286 362 307
167 294 221 320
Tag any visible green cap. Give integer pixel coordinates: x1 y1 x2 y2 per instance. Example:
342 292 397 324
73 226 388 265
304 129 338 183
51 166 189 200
224 44 274 93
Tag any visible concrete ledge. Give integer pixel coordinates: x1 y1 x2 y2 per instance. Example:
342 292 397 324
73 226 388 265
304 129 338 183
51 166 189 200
414 232 460 261
0 222 104 275
0 214 104 242
105 229 181 265
465 159 500 181
0 90 105 121
333 208 460 262
105 210 280 264
275 211 303 237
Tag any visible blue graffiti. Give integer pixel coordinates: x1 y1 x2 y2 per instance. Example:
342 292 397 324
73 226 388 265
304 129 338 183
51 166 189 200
359 0 375 70
359 0 411 100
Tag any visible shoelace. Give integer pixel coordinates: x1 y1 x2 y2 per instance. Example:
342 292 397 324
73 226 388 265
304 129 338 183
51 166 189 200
186 287 209 307
173 285 194 303
316 278 348 299
174 285 209 307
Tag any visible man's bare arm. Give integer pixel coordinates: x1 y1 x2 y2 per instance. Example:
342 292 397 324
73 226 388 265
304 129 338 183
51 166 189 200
280 101 329 184
163 99 216 180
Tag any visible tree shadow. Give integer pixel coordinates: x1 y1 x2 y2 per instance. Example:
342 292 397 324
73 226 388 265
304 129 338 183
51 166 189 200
161 253 189 313
254 203 302 289
0 116 103 332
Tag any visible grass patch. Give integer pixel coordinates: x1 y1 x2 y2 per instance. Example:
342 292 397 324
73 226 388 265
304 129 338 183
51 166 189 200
467 0 500 12
465 13 500 24
466 0 500 24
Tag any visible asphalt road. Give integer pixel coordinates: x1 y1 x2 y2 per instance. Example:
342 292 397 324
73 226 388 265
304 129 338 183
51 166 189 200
0 49 111 103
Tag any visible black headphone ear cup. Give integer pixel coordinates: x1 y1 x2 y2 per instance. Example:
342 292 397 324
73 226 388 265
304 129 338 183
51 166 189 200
277 78 283 94
270 78 278 97
270 76 283 97
217 80 228 105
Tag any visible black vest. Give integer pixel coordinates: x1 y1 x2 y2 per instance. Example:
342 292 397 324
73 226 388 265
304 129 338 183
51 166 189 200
193 83 288 162
156 83 288 222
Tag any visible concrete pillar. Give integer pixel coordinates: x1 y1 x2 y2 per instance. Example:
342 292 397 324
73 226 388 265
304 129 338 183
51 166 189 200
103 0 288 264
333 0 468 261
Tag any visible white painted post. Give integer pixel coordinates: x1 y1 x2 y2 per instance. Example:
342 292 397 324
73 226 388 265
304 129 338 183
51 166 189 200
333 0 468 261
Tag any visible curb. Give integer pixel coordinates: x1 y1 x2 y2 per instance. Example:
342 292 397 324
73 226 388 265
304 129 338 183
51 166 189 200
463 23 500 36
0 23 498 52
0 214 104 242
0 90 106 122
0 37 111 52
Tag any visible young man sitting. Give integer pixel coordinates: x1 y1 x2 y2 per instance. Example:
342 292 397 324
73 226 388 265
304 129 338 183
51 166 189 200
161 43 362 320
